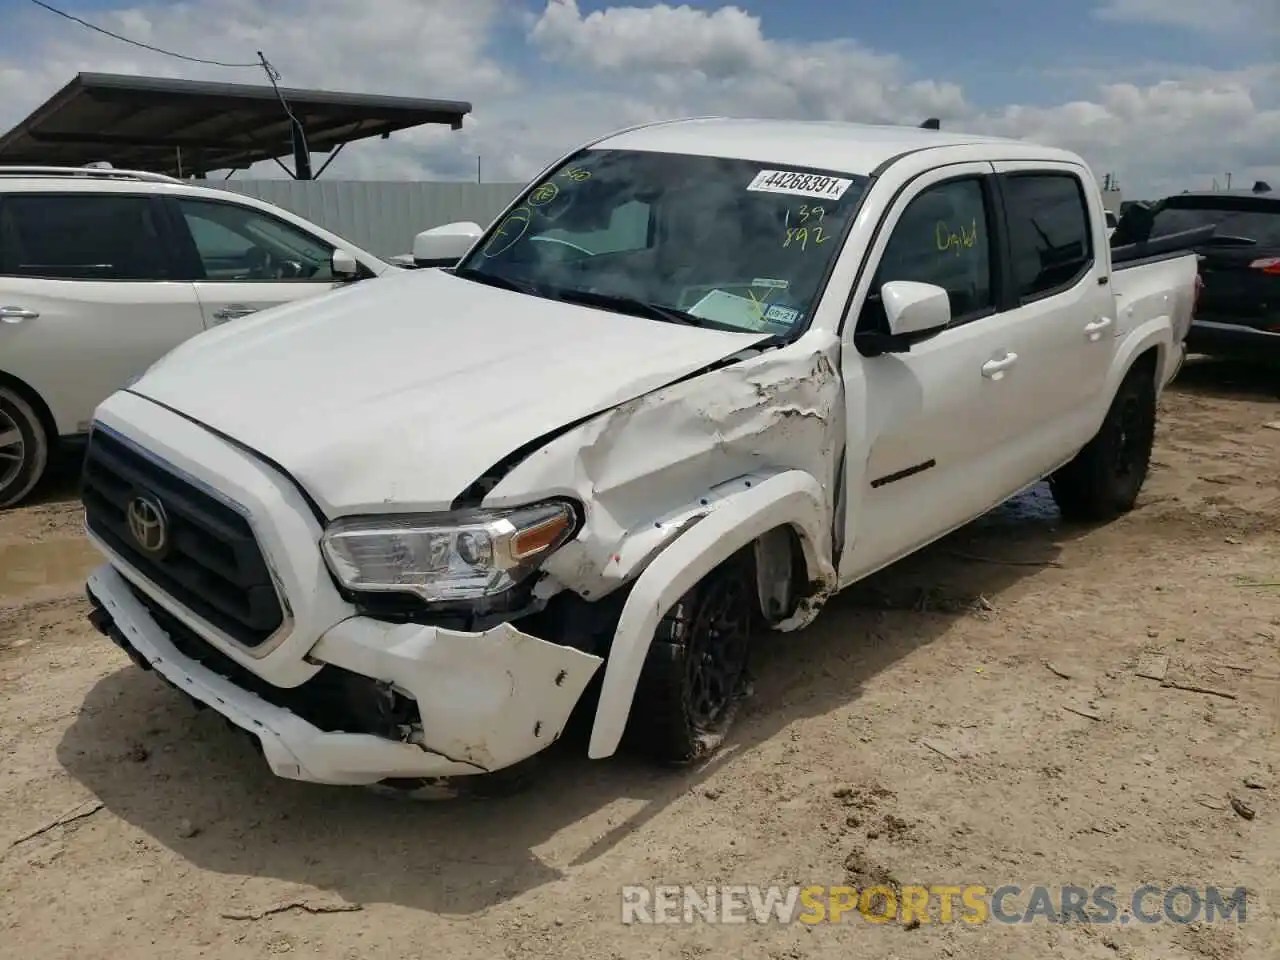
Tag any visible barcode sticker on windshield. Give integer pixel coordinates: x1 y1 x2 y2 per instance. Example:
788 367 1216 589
747 169 853 200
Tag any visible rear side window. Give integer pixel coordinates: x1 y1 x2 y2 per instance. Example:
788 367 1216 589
0 194 170 280
1149 200 1280 246
1002 174 1093 302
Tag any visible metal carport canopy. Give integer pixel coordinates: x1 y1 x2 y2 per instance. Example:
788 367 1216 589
0 72 472 178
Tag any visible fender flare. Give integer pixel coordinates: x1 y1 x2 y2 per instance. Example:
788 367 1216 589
586 469 835 760
1076 319 1171 441
1106 318 1170 399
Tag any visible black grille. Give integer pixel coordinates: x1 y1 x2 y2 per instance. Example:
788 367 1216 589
81 428 285 647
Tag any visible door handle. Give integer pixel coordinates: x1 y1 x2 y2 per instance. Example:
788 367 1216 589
981 352 1018 380
1084 317 1113 341
0 306 39 324
211 304 257 324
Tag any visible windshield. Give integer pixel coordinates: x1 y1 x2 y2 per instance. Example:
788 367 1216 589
1150 198 1280 245
454 149 869 335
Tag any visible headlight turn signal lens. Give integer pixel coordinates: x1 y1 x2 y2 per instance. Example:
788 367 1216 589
320 500 578 604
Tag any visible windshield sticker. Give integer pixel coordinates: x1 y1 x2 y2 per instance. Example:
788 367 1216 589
481 207 531 258
751 278 790 290
560 167 591 182
528 182 560 206
748 169 853 201
688 289 769 330
764 304 801 327
936 218 979 255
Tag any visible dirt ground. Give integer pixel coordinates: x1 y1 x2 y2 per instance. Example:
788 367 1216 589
1 357 1278 960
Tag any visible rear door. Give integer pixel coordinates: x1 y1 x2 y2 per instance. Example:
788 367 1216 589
992 162 1117 462
166 196 353 327
1146 195 1280 332
0 191 204 436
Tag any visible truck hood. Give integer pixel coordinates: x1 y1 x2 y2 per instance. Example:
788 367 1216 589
129 268 770 515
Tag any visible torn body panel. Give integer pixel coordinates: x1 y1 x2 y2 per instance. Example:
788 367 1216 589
483 331 846 608
473 332 845 760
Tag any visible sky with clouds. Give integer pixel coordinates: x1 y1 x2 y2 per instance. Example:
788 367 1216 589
0 0 1276 198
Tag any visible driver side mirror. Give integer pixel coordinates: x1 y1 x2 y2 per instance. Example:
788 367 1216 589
883 280 952 337
855 280 952 356
412 221 483 268
331 248 360 281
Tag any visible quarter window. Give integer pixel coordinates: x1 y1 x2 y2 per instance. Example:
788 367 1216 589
1003 174 1093 301
177 199 337 282
873 177 994 319
0 194 169 280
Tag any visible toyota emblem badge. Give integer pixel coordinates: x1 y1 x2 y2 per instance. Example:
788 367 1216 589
127 494 168 555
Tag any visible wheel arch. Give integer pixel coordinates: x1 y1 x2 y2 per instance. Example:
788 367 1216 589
0 369 57 447
586 469 837 760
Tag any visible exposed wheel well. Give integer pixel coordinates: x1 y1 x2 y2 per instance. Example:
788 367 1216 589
0 371 57 447
751 523 817 625
1130 345 1160 387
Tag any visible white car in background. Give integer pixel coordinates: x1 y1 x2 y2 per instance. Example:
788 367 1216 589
0 165 399 507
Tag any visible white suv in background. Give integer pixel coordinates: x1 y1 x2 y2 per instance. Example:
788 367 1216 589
0 166 398 508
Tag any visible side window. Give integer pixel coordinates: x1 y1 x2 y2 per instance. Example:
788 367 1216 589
1002 174 1093 302
177 199 337 282
0 194 169 280
873 178 994 321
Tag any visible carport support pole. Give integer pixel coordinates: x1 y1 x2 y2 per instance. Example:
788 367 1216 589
292 119 313 180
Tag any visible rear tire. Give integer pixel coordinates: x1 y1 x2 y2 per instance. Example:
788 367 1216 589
1049 365 1156 522
0 387 49 510
629 555 756 765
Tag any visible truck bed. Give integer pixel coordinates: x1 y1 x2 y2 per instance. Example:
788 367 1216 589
1111 235 1203 355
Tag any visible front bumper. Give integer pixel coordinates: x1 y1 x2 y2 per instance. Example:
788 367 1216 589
87 563 603 786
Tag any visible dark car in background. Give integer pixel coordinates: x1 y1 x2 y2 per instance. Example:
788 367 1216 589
1114 184 1278 363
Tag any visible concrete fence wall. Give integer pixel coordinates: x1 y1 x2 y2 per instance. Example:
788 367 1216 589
211 180 526 259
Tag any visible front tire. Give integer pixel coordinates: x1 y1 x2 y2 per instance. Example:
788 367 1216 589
0 387 49 510
629 555 756 765
1049 365 1156 522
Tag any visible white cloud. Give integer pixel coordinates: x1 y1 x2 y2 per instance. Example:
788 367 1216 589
975 67 1280 196
0 0 1276 200
1093 0 1280 34
529 0 966 124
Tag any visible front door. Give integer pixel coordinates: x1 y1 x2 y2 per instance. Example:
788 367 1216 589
840 161 1065 582
172 197 348 328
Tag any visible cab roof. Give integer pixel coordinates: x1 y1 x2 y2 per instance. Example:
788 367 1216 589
593 117 1079 177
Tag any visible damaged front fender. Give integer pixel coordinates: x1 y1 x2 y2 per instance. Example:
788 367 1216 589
584 468 836 760
485 334 846 602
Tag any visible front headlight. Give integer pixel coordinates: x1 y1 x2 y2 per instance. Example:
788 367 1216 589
320 500 578 604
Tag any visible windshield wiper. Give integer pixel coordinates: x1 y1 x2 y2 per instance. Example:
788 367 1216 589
452 265 542 296
550 289 710 328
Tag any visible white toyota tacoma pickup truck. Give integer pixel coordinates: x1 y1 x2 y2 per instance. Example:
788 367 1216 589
81 118 1202 791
